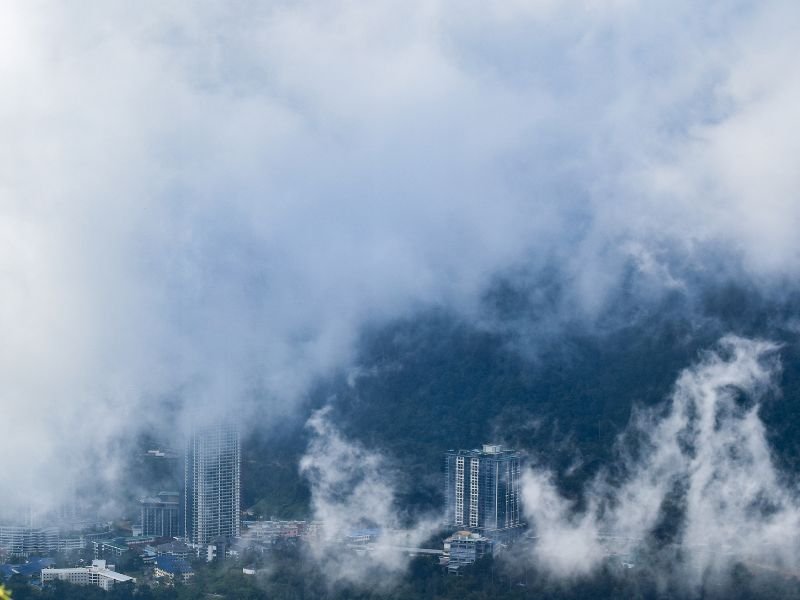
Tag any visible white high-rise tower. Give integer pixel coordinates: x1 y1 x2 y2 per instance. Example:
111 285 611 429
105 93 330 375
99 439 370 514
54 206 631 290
184 424 241 545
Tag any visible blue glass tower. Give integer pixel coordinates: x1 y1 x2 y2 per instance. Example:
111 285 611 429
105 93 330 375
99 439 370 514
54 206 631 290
444 444 522 539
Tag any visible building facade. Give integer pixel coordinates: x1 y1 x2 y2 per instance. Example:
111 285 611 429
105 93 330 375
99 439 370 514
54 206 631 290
141 491 181 538
41 560 134 591
154 540 192 560
442 530 493 572
443 444 522 538
184 424 241 545
154 555 194 583
0 526 58 557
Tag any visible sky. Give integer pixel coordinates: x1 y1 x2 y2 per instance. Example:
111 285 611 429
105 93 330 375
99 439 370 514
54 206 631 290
1 0 800 584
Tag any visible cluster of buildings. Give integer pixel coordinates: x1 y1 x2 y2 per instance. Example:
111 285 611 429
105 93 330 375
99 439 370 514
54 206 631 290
137 423 241 548
1 435 526 591
0 423 242 591
324 443 524 573
242 519 321 547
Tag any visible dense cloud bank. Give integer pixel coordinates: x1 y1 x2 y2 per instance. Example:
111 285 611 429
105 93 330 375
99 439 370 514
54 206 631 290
1 0 799 528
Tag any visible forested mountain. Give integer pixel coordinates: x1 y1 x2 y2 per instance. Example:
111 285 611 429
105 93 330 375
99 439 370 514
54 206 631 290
243 283 800 519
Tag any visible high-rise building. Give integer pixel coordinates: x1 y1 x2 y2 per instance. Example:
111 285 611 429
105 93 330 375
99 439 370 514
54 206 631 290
141 491 181 538
443 444 522 539
184 424 241 545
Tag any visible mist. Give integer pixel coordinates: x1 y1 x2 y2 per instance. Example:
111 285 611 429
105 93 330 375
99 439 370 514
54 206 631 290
1 0 800 577
520 336 800 587
298 407 441 587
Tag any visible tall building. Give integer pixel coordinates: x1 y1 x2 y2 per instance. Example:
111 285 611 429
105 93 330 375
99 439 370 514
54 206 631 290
444 444 522 539
141 491 181 538
184 424 241 545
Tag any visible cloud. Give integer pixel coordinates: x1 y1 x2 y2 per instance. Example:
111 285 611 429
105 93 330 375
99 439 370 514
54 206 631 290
0 0 799 521
521 336 800 589
299 407 440 586
521 468 605 578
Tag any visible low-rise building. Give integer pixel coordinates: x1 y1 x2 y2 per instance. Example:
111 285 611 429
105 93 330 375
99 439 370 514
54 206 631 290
442 531 493 573
242 520 317 543
141 492 181 538
93 539 128 559
125 535 161 553
346 528 382 546
41 559 135 591
57 536 86 553
154 555 194 583
0 526 59 557
155 540 192 560
0 522 113 558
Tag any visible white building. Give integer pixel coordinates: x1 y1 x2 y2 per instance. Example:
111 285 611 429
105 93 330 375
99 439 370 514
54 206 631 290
0 526 58 556
185 424 241 545
41 559 135 591
57 536 87 553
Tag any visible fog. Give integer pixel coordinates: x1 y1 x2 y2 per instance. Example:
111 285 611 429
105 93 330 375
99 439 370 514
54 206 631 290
522 336 800 589
299 408 441 586
1 0 800 574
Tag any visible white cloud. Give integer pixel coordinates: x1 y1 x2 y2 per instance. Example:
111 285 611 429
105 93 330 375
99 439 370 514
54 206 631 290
299 407 440 586
0 0 799 520
522 336 800 588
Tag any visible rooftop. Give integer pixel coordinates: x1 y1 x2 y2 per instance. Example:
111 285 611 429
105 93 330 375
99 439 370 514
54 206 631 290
155 541 191 553
445 531 492 543
155 555 193 574
445 444 520 458
0 557 56 577
41 560 134 582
